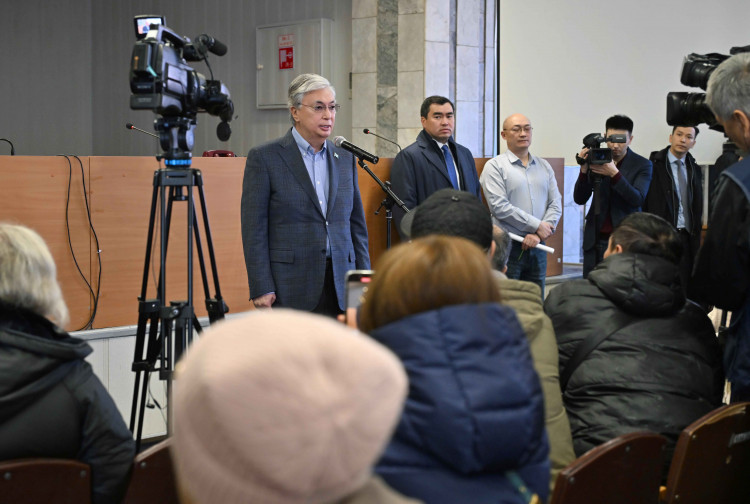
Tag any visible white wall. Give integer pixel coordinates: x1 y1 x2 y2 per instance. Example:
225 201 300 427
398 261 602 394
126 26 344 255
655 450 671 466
499 0 750 165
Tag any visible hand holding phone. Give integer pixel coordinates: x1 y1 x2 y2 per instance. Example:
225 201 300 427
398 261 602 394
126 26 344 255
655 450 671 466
344 270 374 328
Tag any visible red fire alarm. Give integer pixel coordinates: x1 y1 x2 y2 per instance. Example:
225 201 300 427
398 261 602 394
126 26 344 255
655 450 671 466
279 47 294 69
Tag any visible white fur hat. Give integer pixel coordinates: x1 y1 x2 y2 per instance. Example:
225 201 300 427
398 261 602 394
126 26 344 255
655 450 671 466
172 309 407 504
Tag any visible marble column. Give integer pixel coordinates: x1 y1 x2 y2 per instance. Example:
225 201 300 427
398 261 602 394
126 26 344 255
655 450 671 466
352 0 496 157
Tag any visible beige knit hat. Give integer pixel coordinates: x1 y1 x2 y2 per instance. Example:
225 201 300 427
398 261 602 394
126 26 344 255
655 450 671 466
171 309 408 504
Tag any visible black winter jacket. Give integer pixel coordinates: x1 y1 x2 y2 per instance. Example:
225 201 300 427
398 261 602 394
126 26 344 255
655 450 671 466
0 304 135 504
544 253 723 476
691 156 750 399
644 147 703 255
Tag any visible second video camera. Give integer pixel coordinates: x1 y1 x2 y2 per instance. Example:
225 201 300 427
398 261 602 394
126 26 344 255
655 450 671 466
666 45 750 130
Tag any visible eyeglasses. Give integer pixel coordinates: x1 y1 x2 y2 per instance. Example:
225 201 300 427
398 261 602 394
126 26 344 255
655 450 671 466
504 126 533 133
300 103 341 114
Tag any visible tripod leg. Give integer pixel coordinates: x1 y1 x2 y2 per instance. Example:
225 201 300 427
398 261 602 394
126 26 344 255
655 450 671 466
130 177 161 447
193 172 229 323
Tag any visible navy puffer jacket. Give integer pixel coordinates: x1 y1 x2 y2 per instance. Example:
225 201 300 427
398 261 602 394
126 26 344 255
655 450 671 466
371 303 550 504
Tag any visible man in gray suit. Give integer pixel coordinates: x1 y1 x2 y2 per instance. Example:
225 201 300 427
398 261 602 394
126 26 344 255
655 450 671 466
241 74 370 316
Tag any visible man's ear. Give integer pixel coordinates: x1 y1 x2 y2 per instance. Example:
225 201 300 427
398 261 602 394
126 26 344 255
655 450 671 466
734 110 750 143
613 244 624 255
488 240 497 260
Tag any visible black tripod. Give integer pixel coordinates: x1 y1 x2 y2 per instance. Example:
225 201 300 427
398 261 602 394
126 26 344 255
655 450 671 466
129 117 228 450
591 173 605 269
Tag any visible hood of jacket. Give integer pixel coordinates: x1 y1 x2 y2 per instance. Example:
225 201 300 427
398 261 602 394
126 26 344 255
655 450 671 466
587 252 685 316
0 304 92 421
370 302 547 475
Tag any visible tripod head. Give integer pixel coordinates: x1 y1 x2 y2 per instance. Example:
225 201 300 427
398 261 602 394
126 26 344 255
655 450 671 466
155 116 196 167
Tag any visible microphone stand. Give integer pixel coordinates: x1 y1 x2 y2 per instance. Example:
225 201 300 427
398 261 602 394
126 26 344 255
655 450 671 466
357 158 409 249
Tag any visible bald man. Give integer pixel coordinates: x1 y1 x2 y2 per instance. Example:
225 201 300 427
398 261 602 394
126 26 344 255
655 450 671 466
480 114 561 295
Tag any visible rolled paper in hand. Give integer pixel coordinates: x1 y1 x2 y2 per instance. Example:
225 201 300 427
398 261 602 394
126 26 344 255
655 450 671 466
508 232 555 254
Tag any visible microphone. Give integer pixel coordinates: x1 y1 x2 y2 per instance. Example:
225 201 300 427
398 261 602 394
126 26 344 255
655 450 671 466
196 34 228 56
0 138 15 155
333 136 379 164
126 122 159 138
363 128 401 151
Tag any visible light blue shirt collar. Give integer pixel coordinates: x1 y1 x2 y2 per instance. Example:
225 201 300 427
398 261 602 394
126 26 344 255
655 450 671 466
291 126 327 155
667 150 685 166
505 150 536 168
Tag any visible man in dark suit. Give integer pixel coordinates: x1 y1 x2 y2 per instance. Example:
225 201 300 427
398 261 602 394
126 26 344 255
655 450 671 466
390 96 481 238
644 126 702 292
241 73 370 316
574 114 653 277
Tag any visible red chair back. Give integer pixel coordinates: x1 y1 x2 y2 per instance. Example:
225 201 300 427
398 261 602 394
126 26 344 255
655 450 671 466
0 458 91 504
550 432 666 504
122 439 179 504
662 402 750 504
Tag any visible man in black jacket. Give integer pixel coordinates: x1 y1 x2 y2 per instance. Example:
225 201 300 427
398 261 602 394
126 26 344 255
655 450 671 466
692 52 750 402
644 126 702 292
574 115 653 277
544 213 723 479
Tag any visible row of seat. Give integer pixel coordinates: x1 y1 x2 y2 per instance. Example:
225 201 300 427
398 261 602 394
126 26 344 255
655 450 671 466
0 439 178 504
2 402 748 503
550 402 750 504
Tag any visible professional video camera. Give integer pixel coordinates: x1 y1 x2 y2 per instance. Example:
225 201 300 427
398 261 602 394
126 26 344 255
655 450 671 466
577 133 627 165
666 45 750 130
129 15 234 164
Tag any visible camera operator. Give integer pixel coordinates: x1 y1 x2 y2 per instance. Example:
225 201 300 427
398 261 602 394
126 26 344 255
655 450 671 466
691 52 750 402
643 126 702 294
574 115 653 277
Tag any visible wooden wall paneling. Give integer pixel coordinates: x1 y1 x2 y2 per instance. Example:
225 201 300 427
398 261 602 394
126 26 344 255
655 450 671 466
5 155 561 329
0 156 92 331
88 156 253 329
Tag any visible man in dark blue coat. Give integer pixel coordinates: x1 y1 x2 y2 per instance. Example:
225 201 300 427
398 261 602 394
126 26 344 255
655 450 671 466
241 74 370 316
574 114 653 277
390 96 481 239
691 52 750 402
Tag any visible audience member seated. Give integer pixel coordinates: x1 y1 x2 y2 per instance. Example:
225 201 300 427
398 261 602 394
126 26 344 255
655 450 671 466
491 225 576 493
0 223 135 504
357 235 550 504
399 188 574 495
171 309 421 504
543 213 724 478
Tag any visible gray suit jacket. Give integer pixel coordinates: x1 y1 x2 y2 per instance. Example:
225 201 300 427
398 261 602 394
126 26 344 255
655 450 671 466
241 128 370 310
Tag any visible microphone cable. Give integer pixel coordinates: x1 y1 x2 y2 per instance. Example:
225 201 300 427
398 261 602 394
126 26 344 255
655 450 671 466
57 155 102 330
0 138 15 155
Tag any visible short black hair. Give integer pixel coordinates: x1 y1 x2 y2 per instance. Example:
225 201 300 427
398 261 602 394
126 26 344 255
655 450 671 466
671 125 700 137
491 226 512 270
605 115 634 135
610 213 682 264
420 96 454 119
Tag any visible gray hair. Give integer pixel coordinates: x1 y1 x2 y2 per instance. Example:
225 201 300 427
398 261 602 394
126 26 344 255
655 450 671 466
287 73 336 125
0 223 69 327
491 225 512 271
706 52 750 122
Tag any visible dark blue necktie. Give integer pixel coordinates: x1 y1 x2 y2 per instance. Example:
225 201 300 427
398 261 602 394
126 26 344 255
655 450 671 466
441 144 460 189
